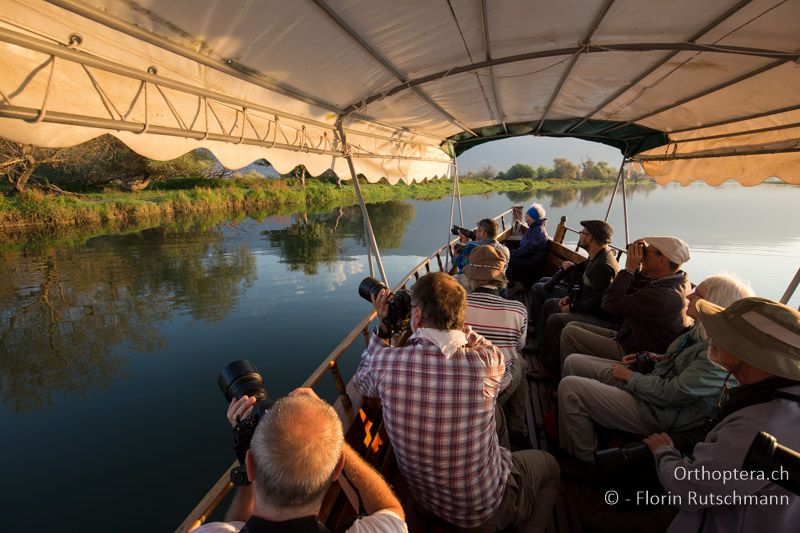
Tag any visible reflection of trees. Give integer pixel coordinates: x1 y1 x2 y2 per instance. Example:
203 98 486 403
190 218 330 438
578 186 614 206
264 213 344 275
505 190 538 204
0 226 256 412
264 201 416 274
361 202 416 250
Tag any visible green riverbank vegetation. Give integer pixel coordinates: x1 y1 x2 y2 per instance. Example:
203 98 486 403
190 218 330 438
0 135 649 239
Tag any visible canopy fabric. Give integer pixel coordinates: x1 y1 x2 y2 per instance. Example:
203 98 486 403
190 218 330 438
1 0 799 185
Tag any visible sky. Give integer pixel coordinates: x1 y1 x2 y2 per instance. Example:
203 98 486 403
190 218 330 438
456 135 625 173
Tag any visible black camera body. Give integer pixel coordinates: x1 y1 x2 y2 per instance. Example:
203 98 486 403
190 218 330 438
218 360 274 486
358 276 413 335
451 225 476 241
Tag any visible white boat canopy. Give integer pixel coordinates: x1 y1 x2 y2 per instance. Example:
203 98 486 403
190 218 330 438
1 0 800 185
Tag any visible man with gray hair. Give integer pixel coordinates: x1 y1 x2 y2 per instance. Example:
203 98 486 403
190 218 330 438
644 297 800 532
193 388 407 533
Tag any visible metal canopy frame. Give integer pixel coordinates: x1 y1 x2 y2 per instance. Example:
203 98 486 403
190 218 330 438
534 0 615 135
479 0 507 134
310 0 478 137
564 0 755 135
43 0 446 145
598 59 790 135
341 42 800 115
0 27 452 165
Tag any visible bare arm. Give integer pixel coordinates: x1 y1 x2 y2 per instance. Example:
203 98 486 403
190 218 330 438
223 485 254 523
342 444 405 520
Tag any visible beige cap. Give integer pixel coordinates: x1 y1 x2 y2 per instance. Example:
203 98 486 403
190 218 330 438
697 297 800 380
643 236 691 265
464 245 507 283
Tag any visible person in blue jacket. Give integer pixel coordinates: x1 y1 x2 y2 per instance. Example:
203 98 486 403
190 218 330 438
507 203 549 288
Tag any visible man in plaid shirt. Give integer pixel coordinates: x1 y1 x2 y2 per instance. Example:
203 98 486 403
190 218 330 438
353 272 559 532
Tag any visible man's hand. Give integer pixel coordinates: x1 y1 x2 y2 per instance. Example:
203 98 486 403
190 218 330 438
289 387 321 401
625 239 646 273
459 233 469 244
644 433 674 454
561 260 574 270
227 395 256 427
622 353 637 365
611 364 633 382
371 288 391 332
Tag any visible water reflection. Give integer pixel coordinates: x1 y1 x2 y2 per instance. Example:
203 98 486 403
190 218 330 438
505 181 658 208
263 201 415 274
0 225 256 413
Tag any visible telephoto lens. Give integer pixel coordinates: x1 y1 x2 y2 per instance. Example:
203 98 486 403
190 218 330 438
358 276 388 303
218 360 268 403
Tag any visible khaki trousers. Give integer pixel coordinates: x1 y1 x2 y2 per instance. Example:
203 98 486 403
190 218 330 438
559 321 626 369
558 354 656 461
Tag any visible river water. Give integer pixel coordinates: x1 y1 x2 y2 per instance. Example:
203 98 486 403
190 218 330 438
1 181 798 532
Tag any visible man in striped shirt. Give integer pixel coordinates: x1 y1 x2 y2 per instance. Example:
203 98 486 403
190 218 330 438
463 246 529 448
353 272 558 532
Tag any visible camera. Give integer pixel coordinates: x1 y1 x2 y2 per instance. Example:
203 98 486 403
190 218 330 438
595 431 704 474
743 431 800 496
218 360 274 486
358 276 413 335
451 225 476 241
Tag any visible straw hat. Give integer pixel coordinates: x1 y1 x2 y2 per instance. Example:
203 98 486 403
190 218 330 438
464 245 507 283
696 297 800 380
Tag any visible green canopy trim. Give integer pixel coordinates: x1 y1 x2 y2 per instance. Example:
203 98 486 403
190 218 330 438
446 120 669 158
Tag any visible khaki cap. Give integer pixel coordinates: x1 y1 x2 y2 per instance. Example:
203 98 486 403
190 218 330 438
464 245 507 283
697 297 800 380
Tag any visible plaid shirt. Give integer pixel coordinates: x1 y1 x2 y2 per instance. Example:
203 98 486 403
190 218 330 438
352 326 512 528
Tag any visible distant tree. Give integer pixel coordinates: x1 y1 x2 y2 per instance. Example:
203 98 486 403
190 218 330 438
502 163 537 180
553 158 579 180
472 164 497 180
537 165 554 180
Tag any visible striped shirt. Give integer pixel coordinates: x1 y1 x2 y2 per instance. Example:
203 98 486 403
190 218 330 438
465 290 527 371
352 327 512 528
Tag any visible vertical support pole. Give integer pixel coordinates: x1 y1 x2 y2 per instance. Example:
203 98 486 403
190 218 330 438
454 159 464 226
621 161 630 246
336 118 388 285
446 160 457 271
553 216 568 244
329 360 351 408
604 158 626 222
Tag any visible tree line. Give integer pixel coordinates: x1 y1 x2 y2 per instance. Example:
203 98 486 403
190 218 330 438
465 158 648 181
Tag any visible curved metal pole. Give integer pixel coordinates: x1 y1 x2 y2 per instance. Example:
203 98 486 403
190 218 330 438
622 162 630 245
780 266 800 306
604 158 626 222
336 119 388 285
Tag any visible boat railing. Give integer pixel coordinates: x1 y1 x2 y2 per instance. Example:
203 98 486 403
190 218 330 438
553 215 627 260
177 206 517 532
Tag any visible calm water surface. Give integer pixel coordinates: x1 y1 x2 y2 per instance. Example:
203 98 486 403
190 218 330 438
1 181 798 532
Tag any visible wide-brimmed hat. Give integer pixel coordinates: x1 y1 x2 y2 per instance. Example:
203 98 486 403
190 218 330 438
643 236 691 265
697 297 800 380
580 220 613 244
464 245 507 283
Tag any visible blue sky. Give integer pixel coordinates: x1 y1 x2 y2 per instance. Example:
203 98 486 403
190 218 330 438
456 135 625 173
